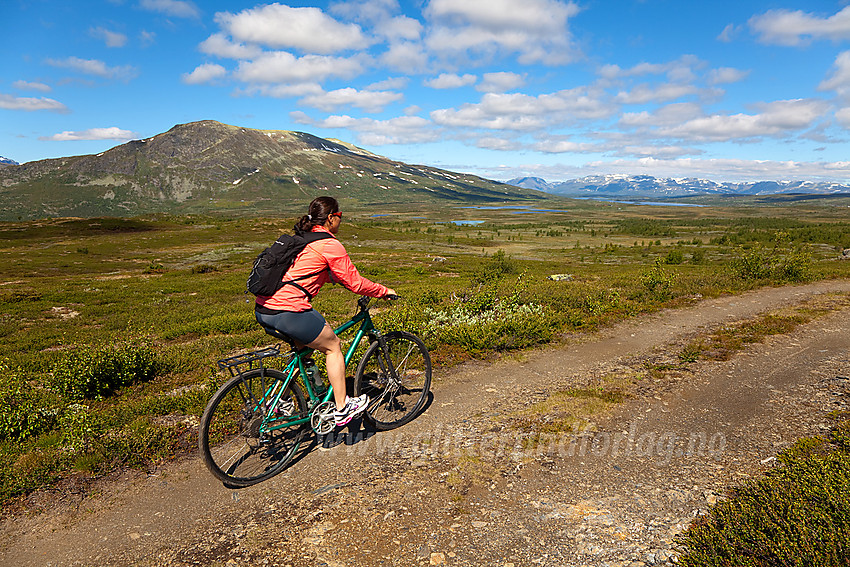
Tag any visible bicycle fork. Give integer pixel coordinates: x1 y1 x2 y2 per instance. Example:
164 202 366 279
376 336 401 390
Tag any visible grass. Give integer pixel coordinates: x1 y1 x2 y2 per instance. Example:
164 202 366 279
1 200 850 506
679 294 850 363
508 385 633 441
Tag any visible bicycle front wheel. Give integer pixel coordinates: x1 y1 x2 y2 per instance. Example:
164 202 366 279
199 368 308 487
353 331 431 430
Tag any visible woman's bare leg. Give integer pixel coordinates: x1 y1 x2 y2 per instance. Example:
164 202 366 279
307 324 347 409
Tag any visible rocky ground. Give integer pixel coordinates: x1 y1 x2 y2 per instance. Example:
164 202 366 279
3 281 850 566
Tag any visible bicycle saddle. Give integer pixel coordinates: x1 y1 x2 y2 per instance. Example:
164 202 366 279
258 322 296 346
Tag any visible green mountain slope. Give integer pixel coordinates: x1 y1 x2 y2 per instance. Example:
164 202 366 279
0 121 547 220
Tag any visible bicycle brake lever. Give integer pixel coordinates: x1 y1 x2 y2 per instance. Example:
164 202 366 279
357 295 371 310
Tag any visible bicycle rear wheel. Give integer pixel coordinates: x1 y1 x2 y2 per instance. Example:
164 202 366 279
353 331 431 430
199 368 307 486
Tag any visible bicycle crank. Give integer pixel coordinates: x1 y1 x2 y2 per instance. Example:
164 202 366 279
310 400 336 435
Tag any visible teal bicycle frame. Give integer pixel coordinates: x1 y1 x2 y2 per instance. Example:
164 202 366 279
258 301 380 433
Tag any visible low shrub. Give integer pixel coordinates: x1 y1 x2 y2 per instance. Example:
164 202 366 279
52 341 164 401
678 417 850 566
0 289 43 303
143 262 164 274
639 260 675 300
729 243 813 283
426 300 552 352
0 361 57 441
690 248 706 264
190 264 218 274
59 403 102 453
425 274 553 352
473 249 516 284
665 249 685 264
373 298 431 339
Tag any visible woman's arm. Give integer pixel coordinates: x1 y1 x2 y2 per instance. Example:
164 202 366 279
323 239 391 297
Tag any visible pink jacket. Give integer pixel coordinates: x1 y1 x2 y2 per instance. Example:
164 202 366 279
255 226 389 312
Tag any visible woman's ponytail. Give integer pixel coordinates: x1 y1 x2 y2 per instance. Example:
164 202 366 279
294 196 339 234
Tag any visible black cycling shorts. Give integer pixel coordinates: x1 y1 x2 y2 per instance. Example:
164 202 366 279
255 307 327 345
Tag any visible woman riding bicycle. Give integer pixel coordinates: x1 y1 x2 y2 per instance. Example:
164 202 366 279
254 196 396 427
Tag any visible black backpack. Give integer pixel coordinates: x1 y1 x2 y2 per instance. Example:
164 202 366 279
246 230 334 298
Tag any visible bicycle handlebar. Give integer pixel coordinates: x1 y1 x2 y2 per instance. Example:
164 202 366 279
357 294 400 311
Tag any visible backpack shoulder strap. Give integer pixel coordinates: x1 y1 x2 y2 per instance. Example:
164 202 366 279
301 231 334 244
280 231 335 300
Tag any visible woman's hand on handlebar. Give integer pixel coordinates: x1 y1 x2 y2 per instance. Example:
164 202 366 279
384 288 398 300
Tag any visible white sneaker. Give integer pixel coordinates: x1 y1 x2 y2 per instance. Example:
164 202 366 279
270 397 295 416
333 394 369 426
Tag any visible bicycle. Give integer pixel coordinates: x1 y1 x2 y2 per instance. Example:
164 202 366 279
198 295 432 487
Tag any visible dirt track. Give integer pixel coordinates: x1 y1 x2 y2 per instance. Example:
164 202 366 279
4 281 850 566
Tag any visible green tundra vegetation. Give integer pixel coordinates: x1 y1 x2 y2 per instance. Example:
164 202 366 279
678 412 850 566
2 195 850 510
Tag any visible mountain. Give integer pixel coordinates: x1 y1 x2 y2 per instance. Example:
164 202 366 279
505 176 555 192
510 174 850 198
0 156 18 166
0 121 547 220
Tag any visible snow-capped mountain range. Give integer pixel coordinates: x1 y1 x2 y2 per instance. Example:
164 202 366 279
507 174 850 197
0 156 18 166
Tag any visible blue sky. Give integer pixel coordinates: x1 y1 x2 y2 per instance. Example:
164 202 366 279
3 0 850 183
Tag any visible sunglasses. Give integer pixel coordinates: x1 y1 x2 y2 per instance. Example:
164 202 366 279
329 212 343 219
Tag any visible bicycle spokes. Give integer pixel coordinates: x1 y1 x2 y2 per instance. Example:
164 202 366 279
353 331 431 431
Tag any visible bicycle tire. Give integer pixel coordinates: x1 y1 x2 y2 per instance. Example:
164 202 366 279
199 368 308 486
353 331 431 430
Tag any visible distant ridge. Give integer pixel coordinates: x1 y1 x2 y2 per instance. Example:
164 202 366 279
0 121 547 220
507 174 850 198
504 176 555 192
0 156 18 166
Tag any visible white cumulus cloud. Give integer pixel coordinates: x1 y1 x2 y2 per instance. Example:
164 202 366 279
819 51 850 98
599 56 704 84
0 93 68 112
431 88 613 131
425 0 582 65
90 26 127 48
238 83 324 98
367 77 408 90
707 67 751 85
749 6 850 46
532 138 600 153
425 73 477 89
477 72 525 93
475 136 522 151
215 4 370 54
331 0 423 41
300 87 403 112
233 52 364 84
40 127 137 141
379 41 428 72
182 63 227 85
660 98 830 141
717 23 743 43
199 33 263 59
835 107 850 128
615 83 699 105
45 56 137 81
12 80 51 92
619 102 705 128
292 111 439 145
